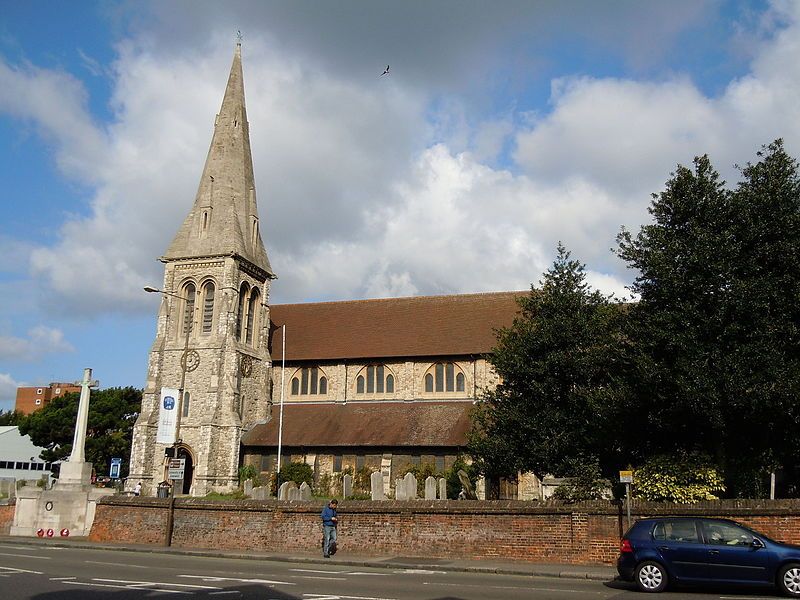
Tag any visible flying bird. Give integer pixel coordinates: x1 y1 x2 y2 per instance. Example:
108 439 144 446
381 65 389 76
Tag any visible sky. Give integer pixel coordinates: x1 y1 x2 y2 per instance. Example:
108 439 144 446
1 0 799 412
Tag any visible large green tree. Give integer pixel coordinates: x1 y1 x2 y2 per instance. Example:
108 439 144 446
617 141 800 496
18 387 141 478
468 244 626 492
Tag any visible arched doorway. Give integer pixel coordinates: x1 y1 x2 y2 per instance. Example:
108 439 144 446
176 445 194 495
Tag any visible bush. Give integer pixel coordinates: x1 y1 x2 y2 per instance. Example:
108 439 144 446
238 464 261 487
551 456 608 503
279 462 313 487
402 463 440 496
445 456 477 499
633 452 725 503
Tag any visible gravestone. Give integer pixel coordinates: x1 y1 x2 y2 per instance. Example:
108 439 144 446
251 486 270 500
342 474 353 499
370 471 386 500
424 476 437 500
403 472 417 500
394 478 406 500
288 486 300 501
243 479 254 497
438 477 447 500
299 482 312 500
278 481 297 500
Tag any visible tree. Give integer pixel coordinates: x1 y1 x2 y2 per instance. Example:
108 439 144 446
17 387 141 478
468 244 625 491
0 410 24 426
617 141 800 496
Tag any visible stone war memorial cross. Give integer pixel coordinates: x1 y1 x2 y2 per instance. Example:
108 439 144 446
11 367 114 537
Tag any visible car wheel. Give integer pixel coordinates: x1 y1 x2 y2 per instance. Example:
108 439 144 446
635 561 668 593
779 563 800 597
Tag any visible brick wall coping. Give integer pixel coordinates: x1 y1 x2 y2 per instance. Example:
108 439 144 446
96 496 800 516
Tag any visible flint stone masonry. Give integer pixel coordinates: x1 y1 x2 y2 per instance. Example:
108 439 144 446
89 498 800 565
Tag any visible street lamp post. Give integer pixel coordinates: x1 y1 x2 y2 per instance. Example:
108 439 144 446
144 285 193 489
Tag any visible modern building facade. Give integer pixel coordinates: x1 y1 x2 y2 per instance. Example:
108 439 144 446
14 383 82 415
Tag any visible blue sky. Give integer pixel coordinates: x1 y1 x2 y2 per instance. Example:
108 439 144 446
1 0 798 411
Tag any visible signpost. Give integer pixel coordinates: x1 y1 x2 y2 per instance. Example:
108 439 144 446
620 470 634 531
168 458 185 481
109 457 122 480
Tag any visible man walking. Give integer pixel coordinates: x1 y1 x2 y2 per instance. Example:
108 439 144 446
321 498 338 558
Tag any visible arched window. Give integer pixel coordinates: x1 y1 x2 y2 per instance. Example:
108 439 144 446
290 367 329 396
246 288 260 345
236 283 249 341
182 283 196 336
354 365 396 396
201 281 215 334
424 362 466 394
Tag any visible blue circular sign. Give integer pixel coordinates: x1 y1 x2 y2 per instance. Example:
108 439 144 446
163 396 175 410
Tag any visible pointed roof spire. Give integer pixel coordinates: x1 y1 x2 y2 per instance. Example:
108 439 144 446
163 41 273 278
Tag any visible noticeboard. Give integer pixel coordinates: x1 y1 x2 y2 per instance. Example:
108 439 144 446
619 470 634 484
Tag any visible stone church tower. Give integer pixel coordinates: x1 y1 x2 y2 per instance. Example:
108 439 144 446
129 42 274 496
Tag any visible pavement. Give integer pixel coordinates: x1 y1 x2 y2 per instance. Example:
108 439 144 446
0 535 618 582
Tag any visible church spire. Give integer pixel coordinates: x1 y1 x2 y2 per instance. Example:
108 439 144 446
163 42 273 277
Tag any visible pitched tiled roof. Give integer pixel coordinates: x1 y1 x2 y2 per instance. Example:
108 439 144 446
241 401 474 448
269 291 525 361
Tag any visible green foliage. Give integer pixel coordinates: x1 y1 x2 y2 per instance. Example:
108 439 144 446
445 456 477 499
314 472 333 497
616 140 800 495
205 489 247 500
352 466 374 496
238 464 261 487
551 456 609 503
633 452 725 503
279 462 313 487
0 410 23 426
467 244 625 482
17 387 141 478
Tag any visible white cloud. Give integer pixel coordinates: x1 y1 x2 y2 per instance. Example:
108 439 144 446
0 373 20 413
0 326 74 361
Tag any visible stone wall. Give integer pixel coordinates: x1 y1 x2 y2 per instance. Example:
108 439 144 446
89 498 800 565
0 500 16 535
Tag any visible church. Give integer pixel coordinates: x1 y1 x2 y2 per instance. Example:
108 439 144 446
128 43 529 498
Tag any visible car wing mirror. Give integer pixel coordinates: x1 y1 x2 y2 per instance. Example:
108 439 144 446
752 538 764 549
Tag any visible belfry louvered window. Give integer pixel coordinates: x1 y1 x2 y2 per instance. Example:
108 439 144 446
246 288 259 345
201 282 215 334
182 283 196 336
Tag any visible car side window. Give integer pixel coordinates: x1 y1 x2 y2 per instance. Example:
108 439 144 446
704 522 754 547
653 520 700 543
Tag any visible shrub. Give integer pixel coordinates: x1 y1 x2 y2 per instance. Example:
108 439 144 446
633 452 725 503
238 464 261 487
551 456 608 503
279 462 313 487
445 456 477 499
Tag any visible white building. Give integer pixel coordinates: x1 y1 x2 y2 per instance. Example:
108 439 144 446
0 427 55 494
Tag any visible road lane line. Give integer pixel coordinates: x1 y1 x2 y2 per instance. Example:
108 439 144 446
0 552 51 559
50 577 78 580
393 568 445 574
0 566 44 574
94 577 221 589
179 574 295 585
303 595 397 600
85 560 148 568
423 581 606 595
346 572 390 576
62 581 191 594
295 575 348 581
291 568 343 574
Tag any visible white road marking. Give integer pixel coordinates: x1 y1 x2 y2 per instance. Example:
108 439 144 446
63 580 191 594
393 568 446 575
291 568 342 574
345 572 389 576
94 577 220 589
179 574 294 585
296 575 348 581
0 552 51 560
50 576 77 581
0 566 44 575
303 595 397 600
85 560 147 568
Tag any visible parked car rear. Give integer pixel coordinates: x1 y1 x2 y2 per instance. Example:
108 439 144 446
617 517 800 596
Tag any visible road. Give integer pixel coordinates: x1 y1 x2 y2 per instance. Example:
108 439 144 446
0 540 784 599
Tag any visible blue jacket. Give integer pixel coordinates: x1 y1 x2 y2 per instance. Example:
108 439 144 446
321 505 337 527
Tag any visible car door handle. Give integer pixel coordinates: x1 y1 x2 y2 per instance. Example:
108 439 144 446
708 550 720 555
658 546 670 551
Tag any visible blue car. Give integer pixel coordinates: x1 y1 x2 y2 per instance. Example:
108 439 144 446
617 517 800 595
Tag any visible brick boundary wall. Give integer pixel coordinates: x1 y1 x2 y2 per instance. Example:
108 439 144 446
88 498 800 565
0 501 16 535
